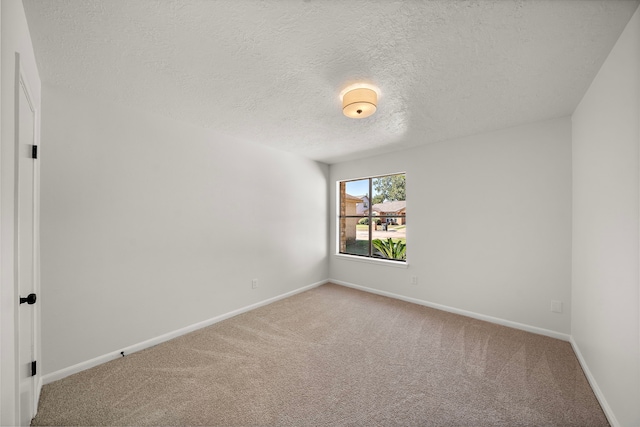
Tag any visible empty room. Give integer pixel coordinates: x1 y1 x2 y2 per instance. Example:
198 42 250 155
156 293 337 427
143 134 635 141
1 0 639 426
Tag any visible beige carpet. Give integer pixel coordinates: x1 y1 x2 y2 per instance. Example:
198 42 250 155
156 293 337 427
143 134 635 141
33 283 608 426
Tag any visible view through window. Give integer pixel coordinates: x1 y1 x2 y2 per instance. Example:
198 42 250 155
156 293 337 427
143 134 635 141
339 173 406 261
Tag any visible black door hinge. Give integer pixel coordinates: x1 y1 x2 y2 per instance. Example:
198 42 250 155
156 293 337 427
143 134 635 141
31 145 38 159
31 361 37 376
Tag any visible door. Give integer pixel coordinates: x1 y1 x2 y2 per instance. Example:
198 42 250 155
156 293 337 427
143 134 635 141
16 56 38 426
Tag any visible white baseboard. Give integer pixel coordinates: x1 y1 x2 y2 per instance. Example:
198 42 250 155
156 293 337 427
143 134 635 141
41 279 328 385
569 337 619 427
330 279 571 342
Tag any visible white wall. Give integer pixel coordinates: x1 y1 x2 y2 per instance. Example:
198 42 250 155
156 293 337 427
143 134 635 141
571 5 640 427
40 85 328 376
329 117 572 336
0 0 41 425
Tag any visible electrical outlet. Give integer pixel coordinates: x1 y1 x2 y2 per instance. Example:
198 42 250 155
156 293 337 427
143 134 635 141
411 276 418 286
252 279 258 289
551 300 562 313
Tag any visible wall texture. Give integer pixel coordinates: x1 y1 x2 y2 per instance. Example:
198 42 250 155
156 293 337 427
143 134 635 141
571 6 640 427
329 117 572 336
40 85 328 375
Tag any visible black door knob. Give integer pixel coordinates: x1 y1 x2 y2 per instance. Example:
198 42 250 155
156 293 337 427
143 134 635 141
19 293 36 305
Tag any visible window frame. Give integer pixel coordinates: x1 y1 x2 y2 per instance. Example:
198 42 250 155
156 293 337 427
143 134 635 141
337 173 407 263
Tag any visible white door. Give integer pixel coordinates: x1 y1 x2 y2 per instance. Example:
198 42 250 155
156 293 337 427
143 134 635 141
16 57 38 426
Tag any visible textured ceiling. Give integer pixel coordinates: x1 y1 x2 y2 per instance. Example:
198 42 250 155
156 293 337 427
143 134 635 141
23 0 639 164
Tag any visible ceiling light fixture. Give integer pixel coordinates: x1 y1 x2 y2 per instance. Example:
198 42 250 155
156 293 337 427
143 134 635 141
340 84 379 119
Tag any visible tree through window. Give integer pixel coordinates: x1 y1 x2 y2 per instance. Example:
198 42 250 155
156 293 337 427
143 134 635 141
339 173 406 261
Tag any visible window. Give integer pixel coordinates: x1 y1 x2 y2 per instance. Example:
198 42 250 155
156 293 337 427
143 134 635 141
338 173 406 262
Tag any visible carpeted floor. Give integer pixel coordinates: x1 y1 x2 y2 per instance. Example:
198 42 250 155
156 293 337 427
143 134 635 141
32 283 608 426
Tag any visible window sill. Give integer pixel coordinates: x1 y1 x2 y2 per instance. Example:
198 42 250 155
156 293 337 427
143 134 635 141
333 253 409 268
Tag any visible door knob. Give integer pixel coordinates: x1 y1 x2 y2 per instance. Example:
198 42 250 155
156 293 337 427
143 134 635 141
19 293 36 305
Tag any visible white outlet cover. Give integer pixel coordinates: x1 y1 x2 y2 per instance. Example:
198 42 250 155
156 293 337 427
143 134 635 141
551 300 562 313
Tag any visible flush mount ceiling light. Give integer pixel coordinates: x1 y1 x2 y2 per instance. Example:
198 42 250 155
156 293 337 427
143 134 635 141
340 84 379 119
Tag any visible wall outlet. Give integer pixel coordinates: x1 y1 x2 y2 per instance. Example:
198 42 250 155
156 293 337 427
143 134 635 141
551 300 562 313
252 279 258 289
411 276 418 286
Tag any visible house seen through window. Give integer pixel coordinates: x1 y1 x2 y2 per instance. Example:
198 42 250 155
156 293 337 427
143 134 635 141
339 173 406 261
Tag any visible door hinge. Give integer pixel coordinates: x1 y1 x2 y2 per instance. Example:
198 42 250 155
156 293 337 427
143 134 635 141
31 145 38 159
31 361 37 377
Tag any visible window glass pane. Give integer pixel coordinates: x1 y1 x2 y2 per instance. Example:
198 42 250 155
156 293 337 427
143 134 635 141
345 179 369 218
344 221 370 256
371 223 406 260
371 174 406 205
370 174 406 260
